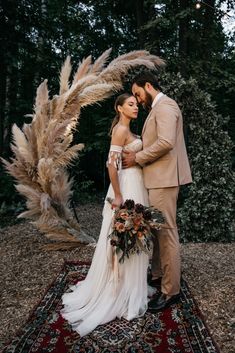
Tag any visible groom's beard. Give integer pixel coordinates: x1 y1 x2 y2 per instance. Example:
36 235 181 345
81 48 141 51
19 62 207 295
142 90 153 112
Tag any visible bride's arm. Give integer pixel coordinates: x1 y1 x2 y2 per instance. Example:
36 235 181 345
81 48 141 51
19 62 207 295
107 125 128 209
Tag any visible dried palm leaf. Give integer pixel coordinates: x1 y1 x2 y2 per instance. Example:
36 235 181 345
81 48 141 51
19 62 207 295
108 50 149 66
50 95 67 122
53 144 84 168
22 124 38 162
3 49 165 250
18 209 41 220
62 74 98 115
99 58 159 84
11 124 27 146
35 79 49 110
50 173 73 204
59 56 72 95
77 83 121 108
72 55 92 84
90 48 112 74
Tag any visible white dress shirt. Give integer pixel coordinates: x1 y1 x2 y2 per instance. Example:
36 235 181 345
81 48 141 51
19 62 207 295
151 92 164 109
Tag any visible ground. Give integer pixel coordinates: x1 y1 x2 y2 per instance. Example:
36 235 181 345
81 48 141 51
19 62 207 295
0 202 234 352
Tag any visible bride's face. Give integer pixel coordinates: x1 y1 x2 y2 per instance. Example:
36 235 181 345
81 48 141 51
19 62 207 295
118 96 139 120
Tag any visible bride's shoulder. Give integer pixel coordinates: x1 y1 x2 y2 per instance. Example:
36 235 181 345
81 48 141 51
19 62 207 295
112 124 129 138
111 124 129 146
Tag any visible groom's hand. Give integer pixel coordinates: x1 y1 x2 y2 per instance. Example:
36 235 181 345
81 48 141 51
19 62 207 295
122 151 137 168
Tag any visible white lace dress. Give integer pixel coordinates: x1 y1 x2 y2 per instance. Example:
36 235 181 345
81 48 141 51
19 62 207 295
61 139 154 337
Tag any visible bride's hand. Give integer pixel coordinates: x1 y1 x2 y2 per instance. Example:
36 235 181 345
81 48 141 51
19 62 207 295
111 194 123 209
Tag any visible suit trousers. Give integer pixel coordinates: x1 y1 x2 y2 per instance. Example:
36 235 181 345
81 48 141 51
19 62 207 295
148 186 180 296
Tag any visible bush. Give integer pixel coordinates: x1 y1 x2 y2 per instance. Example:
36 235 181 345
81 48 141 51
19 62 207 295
161 73 235 242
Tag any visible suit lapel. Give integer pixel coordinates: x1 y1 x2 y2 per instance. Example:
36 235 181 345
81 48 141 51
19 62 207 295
141 111 152 136
141 94 166 136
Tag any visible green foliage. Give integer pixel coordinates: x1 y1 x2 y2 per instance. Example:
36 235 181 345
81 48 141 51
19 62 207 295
140 0 235 166
0 201 25 228
0 166 19 205
119 67 235 242
73 99 114 191
161 73 235 242
0 166 26 227
68 157 96 204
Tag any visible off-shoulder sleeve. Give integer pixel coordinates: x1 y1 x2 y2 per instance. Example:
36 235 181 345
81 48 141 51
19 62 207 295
106 145 123 170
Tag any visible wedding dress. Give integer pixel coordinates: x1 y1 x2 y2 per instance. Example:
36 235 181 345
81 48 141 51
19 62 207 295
61 138 154 336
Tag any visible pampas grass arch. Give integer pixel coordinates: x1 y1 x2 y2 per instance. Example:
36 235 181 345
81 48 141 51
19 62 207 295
2 50 165 250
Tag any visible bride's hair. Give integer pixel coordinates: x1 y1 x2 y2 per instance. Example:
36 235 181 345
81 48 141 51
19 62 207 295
109 93 133 136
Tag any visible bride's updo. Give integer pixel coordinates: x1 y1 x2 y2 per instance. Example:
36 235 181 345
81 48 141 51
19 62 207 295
109 93 133 136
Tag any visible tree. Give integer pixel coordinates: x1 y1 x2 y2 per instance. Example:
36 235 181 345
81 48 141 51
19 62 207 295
137 0 235 165
163 73 234 242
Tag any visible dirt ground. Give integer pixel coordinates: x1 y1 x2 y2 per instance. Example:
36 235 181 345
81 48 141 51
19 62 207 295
0 202 234 352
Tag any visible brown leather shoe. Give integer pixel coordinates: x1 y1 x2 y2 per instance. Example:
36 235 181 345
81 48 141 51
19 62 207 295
148 293 181 312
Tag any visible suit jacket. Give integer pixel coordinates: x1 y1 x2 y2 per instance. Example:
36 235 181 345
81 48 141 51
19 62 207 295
135 94 192 189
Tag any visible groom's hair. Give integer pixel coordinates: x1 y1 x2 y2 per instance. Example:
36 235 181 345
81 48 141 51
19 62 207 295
132 71 162 91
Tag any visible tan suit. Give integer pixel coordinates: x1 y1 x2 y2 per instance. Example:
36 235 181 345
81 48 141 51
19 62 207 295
136 94 192 296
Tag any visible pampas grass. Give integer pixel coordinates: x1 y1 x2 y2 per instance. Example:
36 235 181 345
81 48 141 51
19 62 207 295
1 49 165 250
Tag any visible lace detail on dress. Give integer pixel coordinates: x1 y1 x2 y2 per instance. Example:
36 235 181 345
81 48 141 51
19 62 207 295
123 139 142 153
106 145 123 170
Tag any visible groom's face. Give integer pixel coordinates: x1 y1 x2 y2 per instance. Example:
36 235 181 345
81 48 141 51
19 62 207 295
132 83 153 111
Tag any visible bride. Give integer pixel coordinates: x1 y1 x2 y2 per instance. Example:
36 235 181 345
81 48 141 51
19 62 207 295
61 93 155 336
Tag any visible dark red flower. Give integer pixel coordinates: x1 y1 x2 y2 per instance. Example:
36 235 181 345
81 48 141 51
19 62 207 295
143 210 152 221
124 199 135 210
110 239 117 246
135 203 144 213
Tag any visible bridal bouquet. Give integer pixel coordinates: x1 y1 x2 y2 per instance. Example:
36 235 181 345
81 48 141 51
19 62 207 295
107 198 165 263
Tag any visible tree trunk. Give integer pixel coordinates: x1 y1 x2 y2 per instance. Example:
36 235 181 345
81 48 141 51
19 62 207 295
0 49 7 157
201 0 216 60
178 0 190 75
1 0 19 157
34 0 47 85
135 0 145 48
4 64 19 156
0 0 8 156
146 1 161 54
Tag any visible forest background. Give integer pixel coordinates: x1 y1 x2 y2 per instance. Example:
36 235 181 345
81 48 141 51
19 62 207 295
0 0 234 242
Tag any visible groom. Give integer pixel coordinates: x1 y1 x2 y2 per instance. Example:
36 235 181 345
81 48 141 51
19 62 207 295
122 71 192 312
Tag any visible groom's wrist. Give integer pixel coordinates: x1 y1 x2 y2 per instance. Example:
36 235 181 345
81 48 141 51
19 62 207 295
135 152 145 167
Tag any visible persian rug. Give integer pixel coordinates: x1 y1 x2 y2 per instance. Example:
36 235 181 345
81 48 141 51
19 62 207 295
1 261 220 353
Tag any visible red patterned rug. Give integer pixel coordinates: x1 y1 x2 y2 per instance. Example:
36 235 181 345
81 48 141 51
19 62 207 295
1 261 220 353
